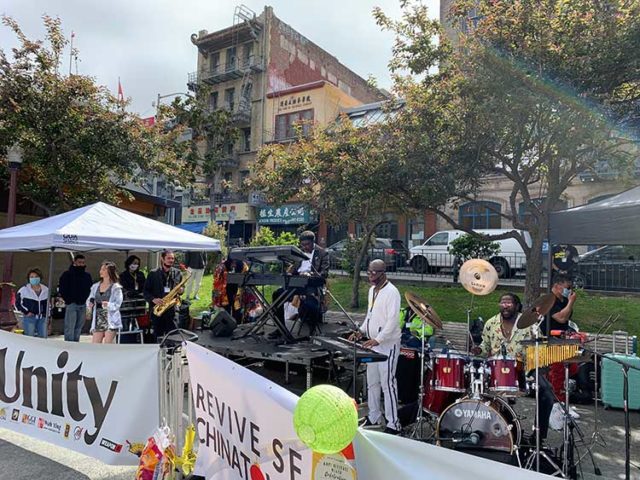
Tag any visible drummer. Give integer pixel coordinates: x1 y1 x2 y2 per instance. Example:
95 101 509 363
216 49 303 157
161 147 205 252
476 293 530 360
473 292 556 443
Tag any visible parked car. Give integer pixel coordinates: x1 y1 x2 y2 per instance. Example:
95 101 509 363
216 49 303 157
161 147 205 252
573 245 640 292
408 229 531 278
327 238 409 271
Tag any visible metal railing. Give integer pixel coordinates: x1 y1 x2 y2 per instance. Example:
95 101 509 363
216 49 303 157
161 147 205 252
328 249 640 292
187 55 264 86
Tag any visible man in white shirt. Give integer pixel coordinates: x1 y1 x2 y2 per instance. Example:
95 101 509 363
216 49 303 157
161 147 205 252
350 259 402 434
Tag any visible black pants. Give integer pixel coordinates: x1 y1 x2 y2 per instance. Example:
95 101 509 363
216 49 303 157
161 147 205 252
536 372 556 440
151 309 176 342
272 287 322 334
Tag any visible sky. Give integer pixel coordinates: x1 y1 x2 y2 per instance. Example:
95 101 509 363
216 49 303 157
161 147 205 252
1 0 439 117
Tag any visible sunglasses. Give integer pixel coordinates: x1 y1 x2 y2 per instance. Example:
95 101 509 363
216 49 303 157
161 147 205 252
367 270 384 275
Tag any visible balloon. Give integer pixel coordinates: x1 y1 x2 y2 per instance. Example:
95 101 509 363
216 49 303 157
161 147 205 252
293 384 358 454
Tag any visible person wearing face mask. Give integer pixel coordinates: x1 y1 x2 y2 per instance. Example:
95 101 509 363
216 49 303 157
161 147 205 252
544 274 581 400
16 268 49 338
120 255 146 298
542 274 577 336
349 259 402 435
58 254 93 342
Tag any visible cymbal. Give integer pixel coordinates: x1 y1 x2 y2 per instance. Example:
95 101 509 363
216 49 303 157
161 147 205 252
459 259 498 296
516 309 541 329
533 293 556 316
405 291 443 329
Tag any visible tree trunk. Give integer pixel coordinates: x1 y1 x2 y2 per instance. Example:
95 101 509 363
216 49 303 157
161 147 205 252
523 231 545 304
350 227 377 308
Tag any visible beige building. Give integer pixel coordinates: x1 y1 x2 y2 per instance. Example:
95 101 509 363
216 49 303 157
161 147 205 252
184 5 383 242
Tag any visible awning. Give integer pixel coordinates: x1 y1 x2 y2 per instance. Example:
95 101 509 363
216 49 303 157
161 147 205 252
175 222 208 234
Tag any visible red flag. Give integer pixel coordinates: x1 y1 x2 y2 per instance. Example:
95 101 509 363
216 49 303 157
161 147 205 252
117 78 124 103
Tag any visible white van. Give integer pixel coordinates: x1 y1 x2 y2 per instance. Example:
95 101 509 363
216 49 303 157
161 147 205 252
408 229 531 278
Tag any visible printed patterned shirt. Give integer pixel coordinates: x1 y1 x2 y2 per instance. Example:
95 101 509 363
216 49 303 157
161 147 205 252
480 313 532 360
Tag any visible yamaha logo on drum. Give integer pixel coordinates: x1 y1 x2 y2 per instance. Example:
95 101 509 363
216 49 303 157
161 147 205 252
459 409 492 420
454 408 463 418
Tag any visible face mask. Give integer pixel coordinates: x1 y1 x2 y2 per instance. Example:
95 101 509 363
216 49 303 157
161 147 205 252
129 264 139 271
29 277 41 286
562 287 571 298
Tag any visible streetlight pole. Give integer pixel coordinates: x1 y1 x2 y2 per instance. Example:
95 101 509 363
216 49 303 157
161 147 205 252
0 144 24 330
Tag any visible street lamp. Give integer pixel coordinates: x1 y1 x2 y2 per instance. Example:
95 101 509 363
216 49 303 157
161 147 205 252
1 143 24 330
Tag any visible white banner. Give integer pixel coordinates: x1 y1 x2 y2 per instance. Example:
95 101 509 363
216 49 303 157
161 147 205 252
186 342 315 480
0 331 159 465
186 341 550 480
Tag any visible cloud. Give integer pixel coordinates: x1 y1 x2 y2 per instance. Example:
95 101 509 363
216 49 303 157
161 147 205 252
2 0 438 115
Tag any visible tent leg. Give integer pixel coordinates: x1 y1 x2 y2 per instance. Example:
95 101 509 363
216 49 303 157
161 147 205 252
47 248 55 335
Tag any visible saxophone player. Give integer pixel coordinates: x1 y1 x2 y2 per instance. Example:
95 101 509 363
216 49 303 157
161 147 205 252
143 250 184 342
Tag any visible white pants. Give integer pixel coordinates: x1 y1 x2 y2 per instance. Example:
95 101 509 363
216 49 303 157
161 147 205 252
366 343 400 430
185 268 205 299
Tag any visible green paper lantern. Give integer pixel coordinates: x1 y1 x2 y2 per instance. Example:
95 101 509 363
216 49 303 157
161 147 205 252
293 384 358 454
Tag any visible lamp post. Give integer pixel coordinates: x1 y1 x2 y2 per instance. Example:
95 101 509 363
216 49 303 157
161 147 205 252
0 143 24 330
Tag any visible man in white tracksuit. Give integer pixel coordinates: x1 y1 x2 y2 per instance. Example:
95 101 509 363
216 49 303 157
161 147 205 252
351 259 401 434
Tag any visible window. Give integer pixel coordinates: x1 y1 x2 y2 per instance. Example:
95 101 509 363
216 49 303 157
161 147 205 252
518 198 567 226
225 142 234 155
274 109 314 141
426 232 448 246
243 43 254 66
224 88 235 111
242 128 251 152
459 201 501 229
226 47 236 70
209 91 218 111
210 52 220 73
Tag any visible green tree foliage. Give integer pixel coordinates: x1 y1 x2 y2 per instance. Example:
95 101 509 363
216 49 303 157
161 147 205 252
249 227 298 247
0 16 194 215
376 0 640 301
449 234 501 261
203 221 228 270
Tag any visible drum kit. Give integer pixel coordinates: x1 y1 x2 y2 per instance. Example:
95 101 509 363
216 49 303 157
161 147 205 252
401 258 588 474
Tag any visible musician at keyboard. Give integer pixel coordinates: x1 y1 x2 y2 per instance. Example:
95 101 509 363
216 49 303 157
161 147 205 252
272 231 328 337
348 260 401 435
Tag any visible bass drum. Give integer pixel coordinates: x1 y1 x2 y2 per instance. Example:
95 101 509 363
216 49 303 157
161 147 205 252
436 396 521 454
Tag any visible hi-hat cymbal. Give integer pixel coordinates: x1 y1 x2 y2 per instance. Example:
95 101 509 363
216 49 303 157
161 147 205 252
459 259 498 296
533 293 556 316
405 291 443 329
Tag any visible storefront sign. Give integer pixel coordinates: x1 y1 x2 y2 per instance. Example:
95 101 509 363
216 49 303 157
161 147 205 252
257 204 313 225
277 94 312 112
182 203 254 223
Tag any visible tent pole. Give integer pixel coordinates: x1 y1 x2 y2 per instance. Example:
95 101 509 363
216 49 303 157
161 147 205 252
47 248 55 334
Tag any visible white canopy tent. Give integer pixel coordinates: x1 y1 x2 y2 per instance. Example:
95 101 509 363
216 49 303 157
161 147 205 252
0 202 219 329
0 201 220 252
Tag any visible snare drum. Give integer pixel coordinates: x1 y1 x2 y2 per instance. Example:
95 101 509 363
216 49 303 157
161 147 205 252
487 356 522 394
432 353 467 392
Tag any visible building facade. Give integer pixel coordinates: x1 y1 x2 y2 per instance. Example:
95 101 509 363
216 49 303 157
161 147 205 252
184 5 383 243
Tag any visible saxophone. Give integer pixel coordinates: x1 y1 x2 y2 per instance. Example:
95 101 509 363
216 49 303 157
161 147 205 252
153 270 192 316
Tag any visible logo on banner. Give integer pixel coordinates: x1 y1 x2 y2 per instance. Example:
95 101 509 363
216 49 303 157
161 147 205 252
38 417 45 429
0 407 6 421
100 438 123 453
64 423 71 439
11 409 19 421
74 426 84 441
0 348 119 446
22 414 36 425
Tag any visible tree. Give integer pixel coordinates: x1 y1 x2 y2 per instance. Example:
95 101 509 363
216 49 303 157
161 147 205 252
0 16 193 215
376 0 640 302
171 85 239 222
251 120 406 308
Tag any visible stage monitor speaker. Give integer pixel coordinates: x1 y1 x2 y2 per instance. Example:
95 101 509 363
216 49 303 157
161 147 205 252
210 309 237 337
